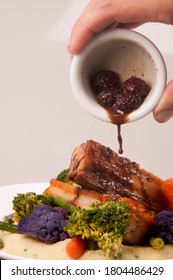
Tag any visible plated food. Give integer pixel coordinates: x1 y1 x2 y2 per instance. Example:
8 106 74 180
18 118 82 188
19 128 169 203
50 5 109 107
0 140 173 260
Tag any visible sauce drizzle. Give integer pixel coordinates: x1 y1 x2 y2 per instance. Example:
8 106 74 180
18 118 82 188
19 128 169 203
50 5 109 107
107 106 129 154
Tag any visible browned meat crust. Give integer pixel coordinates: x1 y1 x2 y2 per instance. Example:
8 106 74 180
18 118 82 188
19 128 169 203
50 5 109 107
44 179 156 245
69 140 168 213
44 178 117 209
119 197 155 245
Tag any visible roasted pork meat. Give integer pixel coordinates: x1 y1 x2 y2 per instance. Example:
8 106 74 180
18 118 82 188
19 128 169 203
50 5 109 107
45 178 104 209
68 140 168 213
44 179 155 245
119 197 155 245
45 140 169 245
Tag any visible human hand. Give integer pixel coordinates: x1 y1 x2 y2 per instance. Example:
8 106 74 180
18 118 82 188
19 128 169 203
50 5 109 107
67 0 173 122
153 81 173 123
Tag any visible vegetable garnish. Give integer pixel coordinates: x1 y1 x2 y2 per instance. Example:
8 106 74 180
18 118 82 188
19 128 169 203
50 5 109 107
56 198 130 258
0 205 70 244
149 237 164 250
155 210 173 244
56 169 74 185
66 237 87 259
0 222 17 233
12 192 55 222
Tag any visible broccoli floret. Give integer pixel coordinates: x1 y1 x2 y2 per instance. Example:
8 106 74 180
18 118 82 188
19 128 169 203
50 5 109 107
3 213 15 224
17 204 69 243
63 200 130 258
12 192 55 222
56 169 74 185
155 210 173 244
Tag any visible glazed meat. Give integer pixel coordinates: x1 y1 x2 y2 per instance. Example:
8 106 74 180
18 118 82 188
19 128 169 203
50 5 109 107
44 179 155 245
119 197 155 245
68 140 168 213
44 178 104 209
45 179 155 245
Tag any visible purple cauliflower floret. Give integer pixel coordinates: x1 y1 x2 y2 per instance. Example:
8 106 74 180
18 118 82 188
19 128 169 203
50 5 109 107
155 210 173 244
17 204 69 244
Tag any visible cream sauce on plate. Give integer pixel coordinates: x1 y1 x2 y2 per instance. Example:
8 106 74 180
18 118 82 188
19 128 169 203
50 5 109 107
0 231 173 260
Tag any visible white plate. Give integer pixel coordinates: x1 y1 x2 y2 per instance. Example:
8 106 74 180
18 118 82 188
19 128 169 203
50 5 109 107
0 183 49 260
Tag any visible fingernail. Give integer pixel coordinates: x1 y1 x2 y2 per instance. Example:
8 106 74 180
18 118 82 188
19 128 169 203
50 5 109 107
156 110 173 123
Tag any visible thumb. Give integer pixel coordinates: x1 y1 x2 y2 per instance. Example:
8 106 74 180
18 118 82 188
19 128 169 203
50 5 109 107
153 80 173 123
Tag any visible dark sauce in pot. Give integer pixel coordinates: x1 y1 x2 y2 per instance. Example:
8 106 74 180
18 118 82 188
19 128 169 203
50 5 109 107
90 70 150 154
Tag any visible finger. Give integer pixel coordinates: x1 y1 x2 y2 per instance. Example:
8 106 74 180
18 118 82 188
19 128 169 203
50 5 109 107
67 19 96 55
67 8 115 55
67 20 144 56
68 18 115 55
153 80 173 123
68 21 118 60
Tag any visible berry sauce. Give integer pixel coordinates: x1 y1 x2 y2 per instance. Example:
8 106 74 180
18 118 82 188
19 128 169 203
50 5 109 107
90 70 150 154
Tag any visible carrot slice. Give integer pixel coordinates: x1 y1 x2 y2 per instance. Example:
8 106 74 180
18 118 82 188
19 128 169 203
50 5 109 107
66 237 87 259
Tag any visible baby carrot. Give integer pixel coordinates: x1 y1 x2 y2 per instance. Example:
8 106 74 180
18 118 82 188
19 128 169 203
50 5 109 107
66 237 87 259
